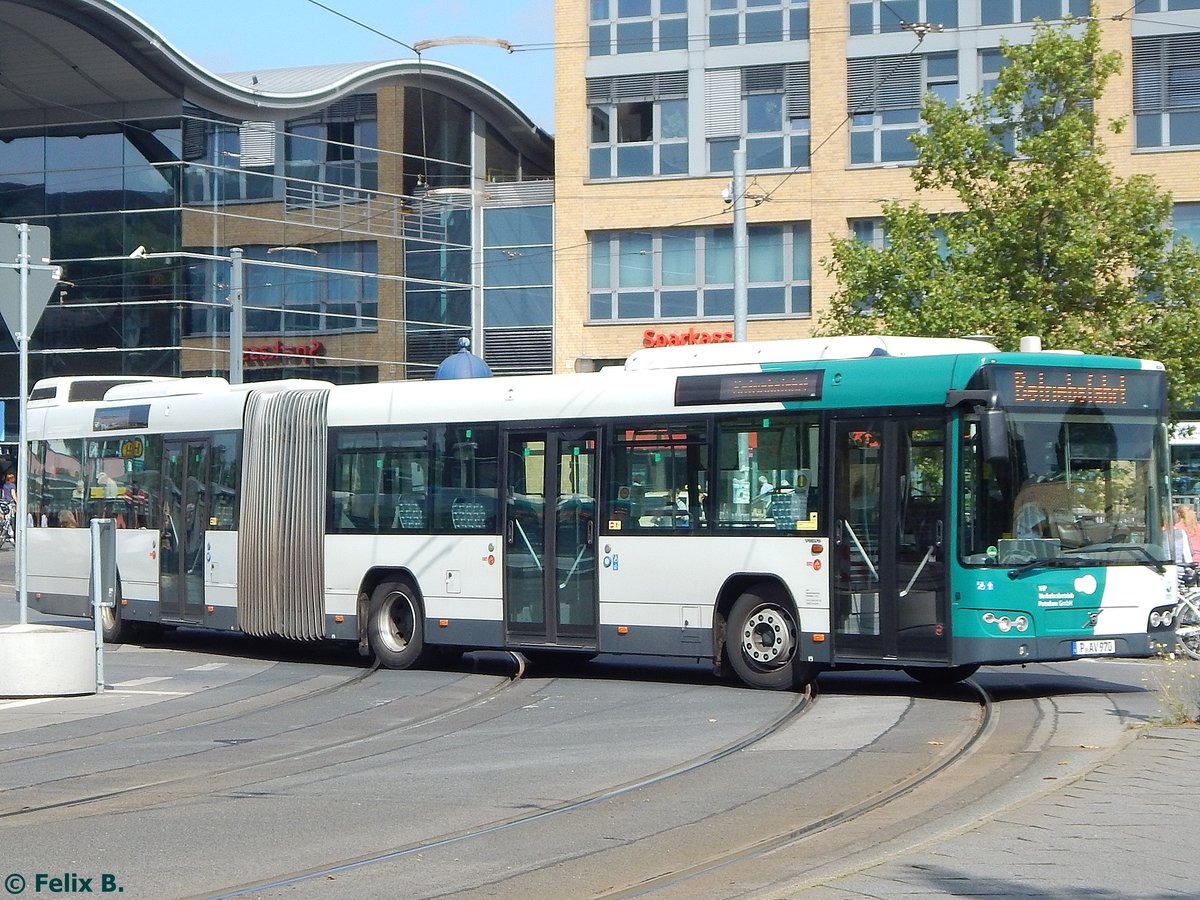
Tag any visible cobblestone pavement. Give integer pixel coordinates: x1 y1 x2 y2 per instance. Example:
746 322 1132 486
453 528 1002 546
789 726 1200 898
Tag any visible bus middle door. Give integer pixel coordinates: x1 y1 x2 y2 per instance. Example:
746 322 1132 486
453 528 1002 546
503 430 598 649
832 418 949 662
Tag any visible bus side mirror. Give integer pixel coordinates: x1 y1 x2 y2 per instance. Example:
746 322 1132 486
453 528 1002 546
979 409 1010 467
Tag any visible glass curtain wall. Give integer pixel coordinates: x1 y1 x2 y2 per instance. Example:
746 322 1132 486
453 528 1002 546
0 117 184 437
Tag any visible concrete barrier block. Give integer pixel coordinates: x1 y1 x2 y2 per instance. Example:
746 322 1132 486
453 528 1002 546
0 624 97 697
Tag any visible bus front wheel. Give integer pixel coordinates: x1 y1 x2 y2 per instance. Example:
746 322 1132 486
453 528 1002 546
367 580 428 669
727 587 812 691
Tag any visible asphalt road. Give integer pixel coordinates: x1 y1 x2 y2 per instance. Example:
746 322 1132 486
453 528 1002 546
0 546 1190 899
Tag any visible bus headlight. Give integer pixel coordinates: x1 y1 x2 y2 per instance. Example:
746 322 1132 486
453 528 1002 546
998 616 1012 633
1149 605 1176 630
1014 616 1029 632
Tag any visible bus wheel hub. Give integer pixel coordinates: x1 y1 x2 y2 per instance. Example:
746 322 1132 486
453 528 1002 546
742 609 793 665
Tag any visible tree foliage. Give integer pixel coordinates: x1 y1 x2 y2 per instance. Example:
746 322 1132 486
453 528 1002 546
820 15 1200 412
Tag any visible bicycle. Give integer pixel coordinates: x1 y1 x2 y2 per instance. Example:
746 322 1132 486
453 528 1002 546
1174 565 1200 660
0 498 13 550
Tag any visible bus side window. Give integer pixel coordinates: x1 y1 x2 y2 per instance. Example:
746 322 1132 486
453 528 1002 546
40 438 84 528
715 416 820 531
434 425 498 533
606 423 708 532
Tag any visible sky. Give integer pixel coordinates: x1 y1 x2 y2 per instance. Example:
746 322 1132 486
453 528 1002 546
113 0 557 131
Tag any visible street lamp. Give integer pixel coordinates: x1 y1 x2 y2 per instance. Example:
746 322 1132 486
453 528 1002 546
411 36 513 53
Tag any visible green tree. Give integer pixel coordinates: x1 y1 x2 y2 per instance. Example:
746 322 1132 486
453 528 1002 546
820 15 1200 412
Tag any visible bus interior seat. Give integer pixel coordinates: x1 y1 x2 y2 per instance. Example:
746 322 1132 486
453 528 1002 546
393 495 424 530
451 497 487 530
769 491 806 530
331 493 355 530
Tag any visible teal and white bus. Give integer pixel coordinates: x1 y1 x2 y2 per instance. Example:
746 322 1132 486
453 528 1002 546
23 335 1175 690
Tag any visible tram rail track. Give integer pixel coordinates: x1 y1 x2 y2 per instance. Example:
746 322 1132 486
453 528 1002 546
196 680 819 900
0 656 526 822
593 679 993 899
0 658 380 767
6 658 1145 900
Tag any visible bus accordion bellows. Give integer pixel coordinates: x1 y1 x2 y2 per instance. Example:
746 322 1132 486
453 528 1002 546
23 335 1177 690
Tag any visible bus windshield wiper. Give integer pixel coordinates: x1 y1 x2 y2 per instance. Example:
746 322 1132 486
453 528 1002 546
1061 543 1166 574
1007 556 1096 579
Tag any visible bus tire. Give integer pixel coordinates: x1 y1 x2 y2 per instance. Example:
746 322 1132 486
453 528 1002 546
100 578 130 644
366 580 428 670
903 664 979 685
727 587 812 691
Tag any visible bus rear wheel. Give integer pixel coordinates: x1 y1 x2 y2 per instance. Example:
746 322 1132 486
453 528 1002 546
367 580 428 669
727 587 812 691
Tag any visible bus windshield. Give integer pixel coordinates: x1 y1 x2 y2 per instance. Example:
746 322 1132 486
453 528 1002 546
960 408 1171 567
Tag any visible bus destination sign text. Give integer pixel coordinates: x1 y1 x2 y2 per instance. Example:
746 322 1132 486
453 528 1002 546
986 365 1164 412
675 370 823 406
1011 370 1126 406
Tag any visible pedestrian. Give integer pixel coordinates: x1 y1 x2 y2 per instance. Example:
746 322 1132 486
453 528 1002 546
1175 504 1200 561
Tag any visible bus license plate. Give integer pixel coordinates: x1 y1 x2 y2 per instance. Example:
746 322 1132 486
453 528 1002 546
1072 639 1116 656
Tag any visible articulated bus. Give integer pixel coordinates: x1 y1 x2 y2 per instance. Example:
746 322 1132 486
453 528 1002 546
23 336 1175 690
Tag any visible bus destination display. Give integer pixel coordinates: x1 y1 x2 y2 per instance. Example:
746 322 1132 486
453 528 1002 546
93 404 150 432
675 370 823 406
988 366 1163 411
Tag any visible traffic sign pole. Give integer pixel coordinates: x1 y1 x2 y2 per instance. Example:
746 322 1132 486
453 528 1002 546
0 222 57 624
17 224 28 624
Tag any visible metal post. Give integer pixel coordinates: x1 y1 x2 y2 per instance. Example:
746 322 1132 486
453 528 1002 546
732 149 748 343
16 223 29 624
229 247 244 384
90 518 115 692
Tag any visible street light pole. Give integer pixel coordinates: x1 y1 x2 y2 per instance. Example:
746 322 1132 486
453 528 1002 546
229 247 244 384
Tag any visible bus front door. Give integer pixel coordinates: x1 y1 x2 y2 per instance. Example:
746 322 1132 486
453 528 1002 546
832 418 948 662
504 431 598 649
159 439 210 622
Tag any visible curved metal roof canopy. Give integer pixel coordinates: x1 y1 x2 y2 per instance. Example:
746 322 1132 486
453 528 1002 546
0 0 551 158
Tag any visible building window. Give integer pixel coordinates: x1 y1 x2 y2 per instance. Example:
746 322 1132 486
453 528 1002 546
848 1 959 36
483 205 553 327
707 64 810 173
588 73 689 179
284 94 379 203
708 0 809 47
1174 202 1200 247
184 241 378 337
181 117 277 204
848 53 957 165
980 0 1089 25
850 218 888 249
1134 34 1200 150
589 0 689 55
589 224 812 322
1134 1 1200 10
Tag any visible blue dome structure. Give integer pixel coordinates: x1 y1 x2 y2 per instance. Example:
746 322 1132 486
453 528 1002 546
434 338 492 380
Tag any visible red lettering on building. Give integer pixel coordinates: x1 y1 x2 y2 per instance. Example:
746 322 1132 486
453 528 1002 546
642 328 735 348
242 340 326 366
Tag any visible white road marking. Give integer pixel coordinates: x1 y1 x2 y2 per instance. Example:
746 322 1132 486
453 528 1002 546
0 697 55 710
110 676 174 687
186 663 229 671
